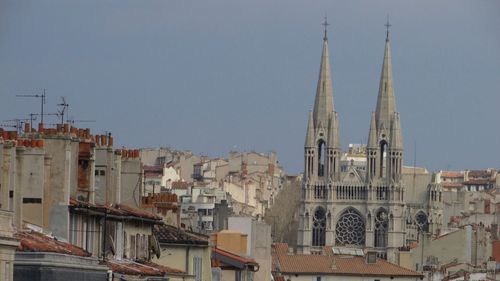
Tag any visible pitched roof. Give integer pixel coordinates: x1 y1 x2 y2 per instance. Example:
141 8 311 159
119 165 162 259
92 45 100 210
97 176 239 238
15 230 90 257
70 198 162 222
107 259 185 277
441 171 464 178
212 247 259 271
154 224 209 246
272 243 422 278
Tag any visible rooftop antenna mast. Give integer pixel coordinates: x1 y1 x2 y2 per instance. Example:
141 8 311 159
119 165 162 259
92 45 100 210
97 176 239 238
57 97 69 125
28 113 38 130
16 89 47 123
2 118 30 134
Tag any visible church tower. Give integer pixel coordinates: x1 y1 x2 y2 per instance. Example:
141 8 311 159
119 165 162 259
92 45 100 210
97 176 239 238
297 20 406 262
364 25 406 262
297 20 341 254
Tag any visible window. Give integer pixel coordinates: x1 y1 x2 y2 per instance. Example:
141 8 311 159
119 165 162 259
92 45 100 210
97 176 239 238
130 235 136 260
379 140 387 178
335 208 365 246
193 256 202 281
318 140 325 176
312 207 326 246
374 209 388 248
5 262 10 281
316 277 322 281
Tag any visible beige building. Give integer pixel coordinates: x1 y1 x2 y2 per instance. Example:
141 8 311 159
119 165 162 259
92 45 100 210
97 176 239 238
154 224 211 281
211 230 259 281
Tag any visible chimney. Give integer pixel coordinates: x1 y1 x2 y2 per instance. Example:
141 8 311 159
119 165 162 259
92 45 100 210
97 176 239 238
24 123 30 133
38 122 44 132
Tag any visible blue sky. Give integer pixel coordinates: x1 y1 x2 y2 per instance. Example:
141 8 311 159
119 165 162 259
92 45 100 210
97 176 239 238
1 0 499 174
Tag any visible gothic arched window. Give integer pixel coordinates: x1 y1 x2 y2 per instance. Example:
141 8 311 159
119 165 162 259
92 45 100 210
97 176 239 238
318 140 325 177
379 140 388 178
312 207 326 246
335 208 365 246
374 208 388 248
415 211 429 233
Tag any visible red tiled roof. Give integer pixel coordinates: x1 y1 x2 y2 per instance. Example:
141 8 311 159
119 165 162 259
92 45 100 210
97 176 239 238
107 259 184 277
15 230 90 257
468 170 494 178
144 173 162 178
441 171 464 178
70 198 162 221
144 165 163 171
154 224 209 245
272 243 422 278
171 181 190 189
213 247 258 266
441 182 464 188
464 179 494 185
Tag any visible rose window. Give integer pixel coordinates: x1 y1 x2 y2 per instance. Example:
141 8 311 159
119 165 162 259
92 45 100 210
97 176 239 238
335 208 365 246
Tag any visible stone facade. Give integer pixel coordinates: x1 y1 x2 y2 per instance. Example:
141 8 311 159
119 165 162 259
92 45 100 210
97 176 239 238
296 29 442 263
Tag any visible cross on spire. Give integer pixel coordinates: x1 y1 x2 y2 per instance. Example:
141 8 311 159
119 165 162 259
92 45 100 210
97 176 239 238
322 16 329 40
385 15 391 40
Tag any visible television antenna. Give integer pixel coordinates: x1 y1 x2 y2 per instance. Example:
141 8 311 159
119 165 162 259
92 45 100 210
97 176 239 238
57 97 69 125
16 89 47 123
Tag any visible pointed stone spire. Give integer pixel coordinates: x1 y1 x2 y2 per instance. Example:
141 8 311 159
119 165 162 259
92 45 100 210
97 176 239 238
327 112 335 148
389 112 403 149
313 22 334 129
305 111 315 147
367 112 378 148
374 32 396 131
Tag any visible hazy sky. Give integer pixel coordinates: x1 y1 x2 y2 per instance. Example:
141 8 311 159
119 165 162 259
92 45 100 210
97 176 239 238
1 0 499 174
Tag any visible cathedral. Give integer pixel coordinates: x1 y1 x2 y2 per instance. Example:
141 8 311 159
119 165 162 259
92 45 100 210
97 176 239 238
296 22 443 263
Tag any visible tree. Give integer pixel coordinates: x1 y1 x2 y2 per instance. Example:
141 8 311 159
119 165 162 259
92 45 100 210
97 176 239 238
264 175 301 246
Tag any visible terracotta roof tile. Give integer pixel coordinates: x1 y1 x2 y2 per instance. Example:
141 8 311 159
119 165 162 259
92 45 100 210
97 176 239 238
441 182 464 188
213 247 258 265
171 181 190 189
441 171 464 178
70 198 162 221
154 224 208 245
107 259 184 276
15 230 90 257
272 244 422 278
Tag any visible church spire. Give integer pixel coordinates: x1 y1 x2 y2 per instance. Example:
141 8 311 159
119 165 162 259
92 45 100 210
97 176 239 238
367 112 377 148
389 112 403 149
374 23 396 131
305 111 315 147
313 17 334 129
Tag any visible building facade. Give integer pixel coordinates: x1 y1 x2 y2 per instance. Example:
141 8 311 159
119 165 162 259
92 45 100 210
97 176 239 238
296 25 441 263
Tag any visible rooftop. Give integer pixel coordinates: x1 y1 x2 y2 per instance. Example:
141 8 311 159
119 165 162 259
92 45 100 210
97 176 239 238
107 259 185 277
212 247 259 271
70 198 162 222
272 243 422 278
154 224 209 246
15 230 90 257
